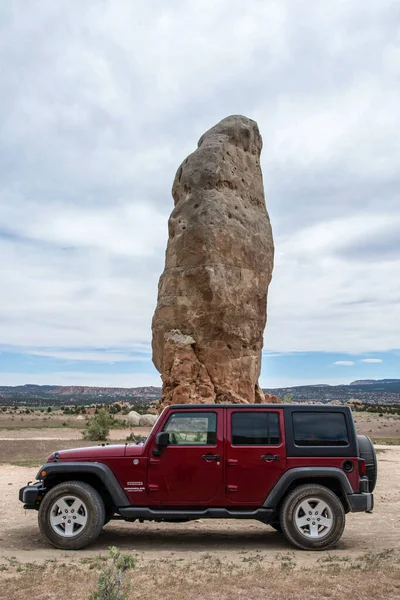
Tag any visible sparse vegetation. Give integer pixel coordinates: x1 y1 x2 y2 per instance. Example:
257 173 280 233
283 393 294 403
82 409 114 442
0 549 400 600
88 546 135 600
371 437 400 445
1 394 400 599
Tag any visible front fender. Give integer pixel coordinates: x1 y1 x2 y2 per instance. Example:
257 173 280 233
36 462 129 507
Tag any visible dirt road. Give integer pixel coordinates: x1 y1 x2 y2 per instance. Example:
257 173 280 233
0 446 398 568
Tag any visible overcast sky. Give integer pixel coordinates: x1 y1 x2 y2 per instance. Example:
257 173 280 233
1 0 399 388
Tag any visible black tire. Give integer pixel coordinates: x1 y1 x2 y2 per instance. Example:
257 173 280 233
280 484 345 551
38 481 105 550
357 435 378 492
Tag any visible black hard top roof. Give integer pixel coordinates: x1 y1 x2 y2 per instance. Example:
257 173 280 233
169 404 350 411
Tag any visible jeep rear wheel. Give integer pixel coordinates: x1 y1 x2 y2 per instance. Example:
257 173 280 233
280 484 345 550
38 481 105 550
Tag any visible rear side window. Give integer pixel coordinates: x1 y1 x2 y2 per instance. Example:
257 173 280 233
163 412 217 445
293 412 349 446
231 412 280 445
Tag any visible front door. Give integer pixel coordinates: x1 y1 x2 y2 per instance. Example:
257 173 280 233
147 409 224 504
226 408 286 504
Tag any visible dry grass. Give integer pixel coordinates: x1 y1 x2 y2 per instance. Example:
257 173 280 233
0 413 130 430
1 550 399 600
0 416 84 429
0 439 128 466
371 437 400 445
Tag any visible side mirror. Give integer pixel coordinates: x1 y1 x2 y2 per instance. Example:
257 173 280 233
152 431 169 456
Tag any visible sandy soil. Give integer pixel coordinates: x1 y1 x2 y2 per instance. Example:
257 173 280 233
0 446 398 568
0 427 149 441
352 412 400 439
1 410 399 440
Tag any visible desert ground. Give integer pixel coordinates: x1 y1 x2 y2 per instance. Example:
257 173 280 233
0 411 399 599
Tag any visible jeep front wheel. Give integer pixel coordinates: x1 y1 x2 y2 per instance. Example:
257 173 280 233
38 481 105 550
280 484 345 550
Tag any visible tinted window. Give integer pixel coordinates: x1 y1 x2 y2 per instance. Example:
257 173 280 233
163 412 217 445
293 412 349 446
231 412 280 445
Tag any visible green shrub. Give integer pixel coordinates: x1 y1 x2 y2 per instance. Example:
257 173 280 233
89 546 134 600
82 409 113 441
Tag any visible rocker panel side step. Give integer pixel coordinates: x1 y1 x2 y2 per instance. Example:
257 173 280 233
118 507 273 521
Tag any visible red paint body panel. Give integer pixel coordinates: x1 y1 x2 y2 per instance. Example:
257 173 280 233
50 406 363 507
147 408 225 505
52 445 127 460
286 457 360 492
225 408 287 504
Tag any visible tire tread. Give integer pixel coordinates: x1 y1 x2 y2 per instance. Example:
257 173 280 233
280 483 345 551
38 480 105 550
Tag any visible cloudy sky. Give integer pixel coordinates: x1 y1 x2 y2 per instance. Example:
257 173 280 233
1 0 399 388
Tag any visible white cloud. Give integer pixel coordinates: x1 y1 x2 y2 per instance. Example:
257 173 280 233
264 214 400 353
333 361 355 366
0 0 399 385
360 358 383 363
0 198 167 259
26 350 151 363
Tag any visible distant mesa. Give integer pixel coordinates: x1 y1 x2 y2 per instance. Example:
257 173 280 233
1 380 400 407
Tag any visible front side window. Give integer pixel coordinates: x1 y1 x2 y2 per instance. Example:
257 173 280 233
231 412 281 445
163 412 217 445
293 412 349 446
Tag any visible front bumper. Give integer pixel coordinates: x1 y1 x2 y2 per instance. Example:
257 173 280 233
347 492 374 513
19 482 46 509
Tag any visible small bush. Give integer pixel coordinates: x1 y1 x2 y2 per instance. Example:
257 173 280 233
89 546 134 600
83 409 113 441
125 432 147 444
283 393 294 403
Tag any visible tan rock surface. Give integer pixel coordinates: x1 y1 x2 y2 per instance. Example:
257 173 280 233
152 115 274 408
264 393 281 404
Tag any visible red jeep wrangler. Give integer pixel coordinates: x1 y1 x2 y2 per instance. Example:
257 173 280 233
19 404 376 551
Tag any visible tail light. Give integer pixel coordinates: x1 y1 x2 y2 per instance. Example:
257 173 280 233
359 458 366 476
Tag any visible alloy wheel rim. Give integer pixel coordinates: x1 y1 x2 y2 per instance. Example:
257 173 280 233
294 496 334 539
49 495 88 537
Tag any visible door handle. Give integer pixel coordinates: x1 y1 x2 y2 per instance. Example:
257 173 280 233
261 454 280 462
202 454 220 461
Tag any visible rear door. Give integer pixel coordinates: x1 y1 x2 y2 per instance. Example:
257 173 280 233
147 408 223 504
226 408 286 504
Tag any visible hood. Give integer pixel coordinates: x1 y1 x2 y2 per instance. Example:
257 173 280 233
47 444 128 461
125 443 147 457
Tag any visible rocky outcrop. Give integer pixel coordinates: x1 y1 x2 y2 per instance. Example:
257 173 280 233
152 115 274 409
127 410 141 426
264 393 281 404
160 330 215 406
139 414 158 427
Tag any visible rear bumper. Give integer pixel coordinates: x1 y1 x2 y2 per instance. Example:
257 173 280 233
347 492 374 512
19 482 45 509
